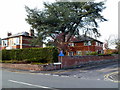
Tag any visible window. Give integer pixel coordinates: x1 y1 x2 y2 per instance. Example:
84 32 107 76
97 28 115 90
100 44 103 47
2 40 8 46
98 43 101 46
76 51 82 56
10 40 12 45
88 41 91 45
96 42 100 46
13 37 20 45
68 52 74 56
96 42 103 47
84 41 91 46
68 43 74 47
96 42 98 46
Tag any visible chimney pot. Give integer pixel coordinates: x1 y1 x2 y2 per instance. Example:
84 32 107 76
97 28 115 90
29 29 34 36
8 32 12 36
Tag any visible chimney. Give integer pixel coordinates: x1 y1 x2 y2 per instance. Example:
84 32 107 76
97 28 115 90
29 29 34 36
7 32 12 36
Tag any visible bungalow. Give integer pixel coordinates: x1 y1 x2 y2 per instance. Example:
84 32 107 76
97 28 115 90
1 29 41 50
67 35 103 56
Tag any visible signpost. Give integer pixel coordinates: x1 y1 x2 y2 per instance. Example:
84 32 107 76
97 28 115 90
58 51 64 69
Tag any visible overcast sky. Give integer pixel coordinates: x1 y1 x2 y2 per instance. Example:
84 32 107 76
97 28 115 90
0 0 119 48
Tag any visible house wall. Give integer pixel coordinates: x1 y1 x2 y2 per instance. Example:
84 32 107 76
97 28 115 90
1 46 5 49
1 36 38 50
21 36 33 49
68 41 103 55
21 36 41 48
22 36 32 44
20 36 22 49
11 45 20 49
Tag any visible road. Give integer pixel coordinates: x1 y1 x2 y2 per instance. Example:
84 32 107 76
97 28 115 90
1 62 119 89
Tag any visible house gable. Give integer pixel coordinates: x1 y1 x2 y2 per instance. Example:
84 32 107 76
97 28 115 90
67 35 103 56
1 31 41 50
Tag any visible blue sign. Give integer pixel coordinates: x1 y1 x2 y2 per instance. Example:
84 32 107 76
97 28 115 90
58 51 64 56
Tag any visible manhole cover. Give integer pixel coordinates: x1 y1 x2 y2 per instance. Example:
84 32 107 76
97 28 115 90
104 72 120 83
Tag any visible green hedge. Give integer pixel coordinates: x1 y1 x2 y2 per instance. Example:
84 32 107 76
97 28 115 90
86 52 98 55
2 47 59 63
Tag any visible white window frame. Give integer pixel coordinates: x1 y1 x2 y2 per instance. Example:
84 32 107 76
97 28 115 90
2 40 8 47
96 42 98 46
84 41 91 46
84 42 88 46
13 37 20 45
98 43 100 46
76 51 82 55
68 52 74 56
68 43 74 47
10 40 12 46
88 41 91 46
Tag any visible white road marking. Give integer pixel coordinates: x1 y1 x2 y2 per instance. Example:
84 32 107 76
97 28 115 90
104 72 120 83
44 74 51 75
97 79 100 80
52 75 59 76
61 75 69 77
8 80 59 90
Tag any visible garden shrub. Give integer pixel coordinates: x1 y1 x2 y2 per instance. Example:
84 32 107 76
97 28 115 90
86 52 98 55
2 47 59 63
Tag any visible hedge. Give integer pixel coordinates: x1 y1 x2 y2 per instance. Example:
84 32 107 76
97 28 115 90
2 47 59 63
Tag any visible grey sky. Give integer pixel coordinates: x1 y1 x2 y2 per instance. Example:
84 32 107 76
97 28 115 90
0 0 119 48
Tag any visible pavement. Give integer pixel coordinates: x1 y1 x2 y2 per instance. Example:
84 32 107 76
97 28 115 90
2 61 119 83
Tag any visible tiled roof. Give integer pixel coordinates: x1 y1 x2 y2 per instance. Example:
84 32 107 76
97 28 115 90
73 35 103 44
56 33 103 43
2 32 32 40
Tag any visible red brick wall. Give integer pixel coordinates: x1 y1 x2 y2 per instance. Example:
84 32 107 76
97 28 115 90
0 55 118 71
1 47 6 49
22 36 32 44
0 63 60 71
12 45 20 49
58 55 118 68
21 36 42 49
71 46 96 52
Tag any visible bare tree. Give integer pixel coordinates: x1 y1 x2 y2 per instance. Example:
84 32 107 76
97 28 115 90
104 35 117 49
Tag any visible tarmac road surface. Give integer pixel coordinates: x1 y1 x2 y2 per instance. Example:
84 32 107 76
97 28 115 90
1 62 119 89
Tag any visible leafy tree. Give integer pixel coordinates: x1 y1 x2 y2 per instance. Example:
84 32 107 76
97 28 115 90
25 1 107 51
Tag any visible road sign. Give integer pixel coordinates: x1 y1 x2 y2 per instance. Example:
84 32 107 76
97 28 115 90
58 51 64 56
